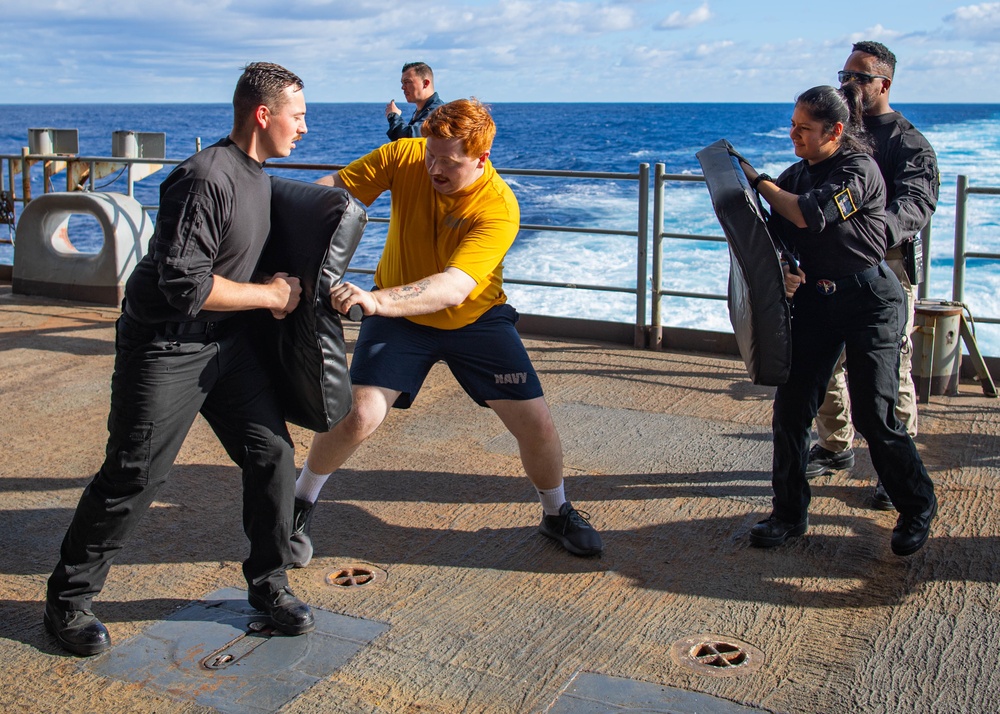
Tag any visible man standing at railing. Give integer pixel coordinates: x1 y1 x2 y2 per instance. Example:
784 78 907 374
385 62 445 141
806 41 940 510
289 98 604 564
43 62 316 656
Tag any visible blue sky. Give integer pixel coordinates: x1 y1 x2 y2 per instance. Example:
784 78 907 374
3 0 998 104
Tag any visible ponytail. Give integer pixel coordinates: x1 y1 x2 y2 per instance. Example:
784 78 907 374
795 85 872 155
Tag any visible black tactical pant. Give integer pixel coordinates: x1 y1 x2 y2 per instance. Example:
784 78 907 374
771 263 936 523
47 312 296 610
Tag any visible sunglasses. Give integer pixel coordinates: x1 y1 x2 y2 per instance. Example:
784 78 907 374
838 70 889 84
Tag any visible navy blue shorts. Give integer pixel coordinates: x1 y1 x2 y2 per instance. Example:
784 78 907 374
349 304 544 409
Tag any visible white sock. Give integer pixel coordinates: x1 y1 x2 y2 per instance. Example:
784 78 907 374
294 462 331 503
536 482 567 516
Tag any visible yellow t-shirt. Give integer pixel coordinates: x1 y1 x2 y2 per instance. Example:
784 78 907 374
338 139 520 329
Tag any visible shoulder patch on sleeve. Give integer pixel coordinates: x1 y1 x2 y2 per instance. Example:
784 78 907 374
834 187 857 220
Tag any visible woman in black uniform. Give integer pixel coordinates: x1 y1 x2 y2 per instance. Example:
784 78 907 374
740 84 936 556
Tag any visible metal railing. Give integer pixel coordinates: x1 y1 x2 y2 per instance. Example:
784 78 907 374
4 152 1000 353
953 175 1000 326
2 152 656 345
497 165 650 346
650 163 727 349
274 160 652 343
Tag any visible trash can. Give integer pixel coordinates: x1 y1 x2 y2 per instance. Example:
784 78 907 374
911 301 963 398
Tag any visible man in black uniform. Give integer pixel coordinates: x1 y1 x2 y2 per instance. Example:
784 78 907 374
806 41 940 511
44 62 315 656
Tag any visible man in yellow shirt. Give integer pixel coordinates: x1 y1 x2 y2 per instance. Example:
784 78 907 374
291 98 603 561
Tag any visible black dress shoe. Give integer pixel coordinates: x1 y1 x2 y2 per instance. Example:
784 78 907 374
247 585 315 635
43 601 111 656
749 515 808 548
891 496 937 556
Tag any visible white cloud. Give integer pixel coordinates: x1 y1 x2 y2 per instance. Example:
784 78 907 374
944 2 1000 42
234 0 385 21
419 1 638 36
1 0 998 103
913 48 979 68
844 24 903 44
658 2 712 30
0 0 229 20
618 45 682 69
693 40 734 58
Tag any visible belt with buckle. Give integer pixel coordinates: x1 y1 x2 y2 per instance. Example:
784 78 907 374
119 303 232 340
159 318 231 339
814 262 884 296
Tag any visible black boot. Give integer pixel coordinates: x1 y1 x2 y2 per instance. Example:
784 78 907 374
290 498 316 568
891 496 937 556
44 600 111 656
749 515 807 547
247 585 315 635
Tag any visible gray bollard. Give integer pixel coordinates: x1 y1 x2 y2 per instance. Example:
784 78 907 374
12 192 152 305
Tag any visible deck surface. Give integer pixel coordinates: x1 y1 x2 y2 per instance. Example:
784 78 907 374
2 286 998 713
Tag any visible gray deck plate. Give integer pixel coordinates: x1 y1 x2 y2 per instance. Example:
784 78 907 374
84 587 388 713
549 672 771 713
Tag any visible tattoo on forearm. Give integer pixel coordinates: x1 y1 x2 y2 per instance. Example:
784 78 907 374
388 279 432 301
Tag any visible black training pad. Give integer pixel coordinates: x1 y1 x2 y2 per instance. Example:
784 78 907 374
696 139 791 386
255 177 367 431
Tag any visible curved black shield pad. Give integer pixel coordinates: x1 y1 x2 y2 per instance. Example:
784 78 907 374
696 139 791 386
256 177 368 431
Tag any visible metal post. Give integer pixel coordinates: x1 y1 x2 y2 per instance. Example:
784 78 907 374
7 158 15 201
650 163 665 349
953 175 968 303
918 220 931 300
21 148 31 203
635 163 649 348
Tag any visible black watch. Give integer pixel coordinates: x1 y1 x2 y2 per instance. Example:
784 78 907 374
751 173 774 191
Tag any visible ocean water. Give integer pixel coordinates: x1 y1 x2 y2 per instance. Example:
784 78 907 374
2 102 1000 354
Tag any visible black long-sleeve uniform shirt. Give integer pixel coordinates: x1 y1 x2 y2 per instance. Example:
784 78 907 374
864 111 939 250
773 147 887 280
124 137 272 323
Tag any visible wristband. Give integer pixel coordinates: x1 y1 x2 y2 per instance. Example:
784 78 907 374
751 173 774 191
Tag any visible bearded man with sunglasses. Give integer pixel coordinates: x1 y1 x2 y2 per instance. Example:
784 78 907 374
806 41 940 511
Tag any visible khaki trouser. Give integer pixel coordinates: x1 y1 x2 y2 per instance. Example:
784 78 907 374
815 248 918 451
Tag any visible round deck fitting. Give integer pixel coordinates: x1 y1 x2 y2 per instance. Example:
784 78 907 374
325 562 387 589
670 634 764 677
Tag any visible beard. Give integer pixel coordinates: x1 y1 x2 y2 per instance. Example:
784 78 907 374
860 87 880 114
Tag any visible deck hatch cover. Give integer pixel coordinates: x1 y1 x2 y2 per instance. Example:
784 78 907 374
83 587 388 713
671 634 764 677
693 641 747 668
326 563 386 588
